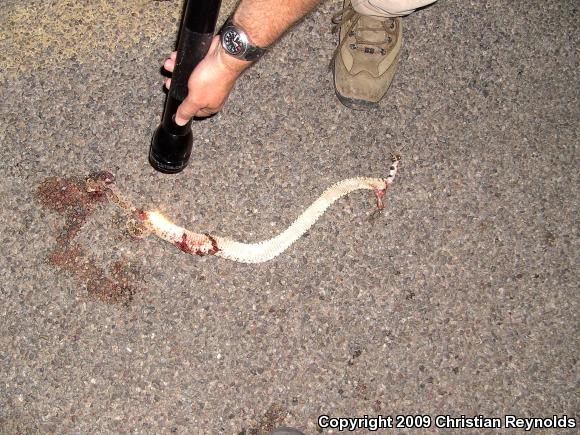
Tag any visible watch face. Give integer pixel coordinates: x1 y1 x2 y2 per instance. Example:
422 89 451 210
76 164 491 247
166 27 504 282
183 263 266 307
222 28 246 56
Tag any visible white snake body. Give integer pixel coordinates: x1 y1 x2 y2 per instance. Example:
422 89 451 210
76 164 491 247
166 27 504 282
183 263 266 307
86 155 400 263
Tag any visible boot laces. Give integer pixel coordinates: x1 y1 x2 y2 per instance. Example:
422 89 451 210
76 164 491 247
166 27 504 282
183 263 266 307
329 3 397 69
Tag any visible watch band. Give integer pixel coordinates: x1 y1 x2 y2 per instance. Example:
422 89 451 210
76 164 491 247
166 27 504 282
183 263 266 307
220 17 267 62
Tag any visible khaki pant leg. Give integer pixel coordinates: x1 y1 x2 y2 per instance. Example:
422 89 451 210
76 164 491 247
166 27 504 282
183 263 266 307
351 0 438 17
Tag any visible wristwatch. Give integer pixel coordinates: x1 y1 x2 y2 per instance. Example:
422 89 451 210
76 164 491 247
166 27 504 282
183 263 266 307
220 17 267 62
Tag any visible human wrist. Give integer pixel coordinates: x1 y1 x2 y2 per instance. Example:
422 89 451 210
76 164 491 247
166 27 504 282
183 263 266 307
214 36 253 77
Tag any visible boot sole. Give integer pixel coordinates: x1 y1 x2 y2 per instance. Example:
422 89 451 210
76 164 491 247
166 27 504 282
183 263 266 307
334 87 380 110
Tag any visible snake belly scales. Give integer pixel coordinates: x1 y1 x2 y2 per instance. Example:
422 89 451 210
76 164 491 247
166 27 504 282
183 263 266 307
85 155 400 263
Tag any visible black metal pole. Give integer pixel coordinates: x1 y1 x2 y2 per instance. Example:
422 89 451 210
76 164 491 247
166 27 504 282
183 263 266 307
149 0 222 174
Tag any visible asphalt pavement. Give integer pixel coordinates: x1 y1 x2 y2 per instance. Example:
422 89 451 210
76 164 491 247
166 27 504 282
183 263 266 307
1 0 578 433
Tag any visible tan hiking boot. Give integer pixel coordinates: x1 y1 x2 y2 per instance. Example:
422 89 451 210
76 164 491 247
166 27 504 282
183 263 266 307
331 0 402 108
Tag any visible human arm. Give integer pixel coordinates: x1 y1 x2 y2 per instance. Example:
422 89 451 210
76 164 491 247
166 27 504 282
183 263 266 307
164 0 322 124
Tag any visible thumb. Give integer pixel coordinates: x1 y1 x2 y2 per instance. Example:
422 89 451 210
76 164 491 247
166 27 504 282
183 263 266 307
174 99 198 126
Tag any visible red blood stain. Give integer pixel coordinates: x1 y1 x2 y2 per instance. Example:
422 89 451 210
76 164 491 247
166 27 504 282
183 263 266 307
205 233 220 255
48 245 137 304
37 176 104 244
88 189 105 200
136 209 148 221
175 233 193 254
175 232 220 256
37 174 143 304
373 187 387 210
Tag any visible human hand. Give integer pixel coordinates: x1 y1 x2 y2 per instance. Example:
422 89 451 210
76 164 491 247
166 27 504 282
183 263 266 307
163 35 251 125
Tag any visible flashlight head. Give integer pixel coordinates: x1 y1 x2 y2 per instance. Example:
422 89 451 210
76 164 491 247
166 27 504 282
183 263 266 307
149 122 193 174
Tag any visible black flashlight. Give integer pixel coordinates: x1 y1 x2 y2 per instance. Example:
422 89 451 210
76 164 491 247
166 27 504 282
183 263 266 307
149 0 222 174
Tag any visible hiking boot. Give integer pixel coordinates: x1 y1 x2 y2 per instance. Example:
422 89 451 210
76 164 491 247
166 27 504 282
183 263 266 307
331 0 402 108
